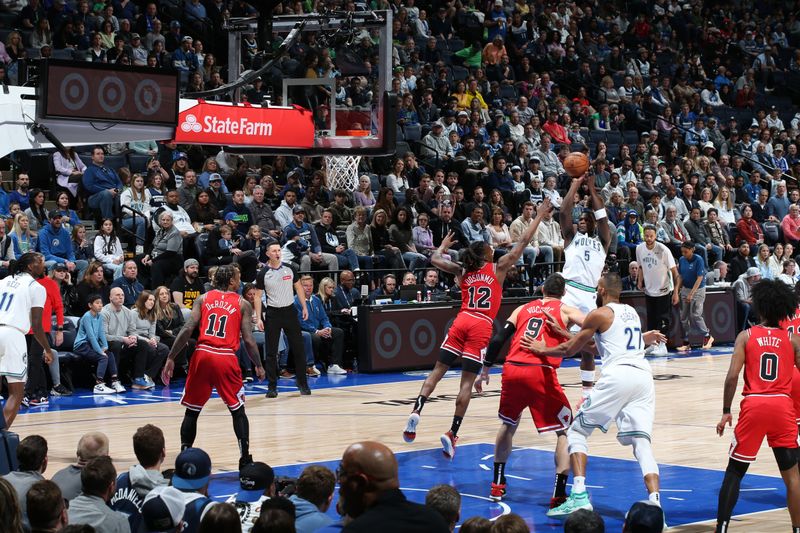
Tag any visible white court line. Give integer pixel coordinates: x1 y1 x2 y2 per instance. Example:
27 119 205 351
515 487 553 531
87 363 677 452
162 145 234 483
740 488 777 492
505 474 532 481
667 497 685 501
481 454 494 460
421 465 436 469
678 506 787 527
661 489 692 492
479 464 490 471
568 483 604 489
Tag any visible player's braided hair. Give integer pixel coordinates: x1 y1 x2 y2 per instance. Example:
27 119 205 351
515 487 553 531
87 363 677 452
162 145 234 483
9 252 42 277
461 241 488 274
213 264 236 291
753 279 798 327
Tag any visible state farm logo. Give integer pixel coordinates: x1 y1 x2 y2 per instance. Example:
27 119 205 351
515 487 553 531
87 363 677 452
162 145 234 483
180 114 202 133
179 111 274 136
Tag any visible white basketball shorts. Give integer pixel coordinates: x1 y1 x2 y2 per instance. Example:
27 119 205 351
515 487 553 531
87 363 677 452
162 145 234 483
0 326 28 384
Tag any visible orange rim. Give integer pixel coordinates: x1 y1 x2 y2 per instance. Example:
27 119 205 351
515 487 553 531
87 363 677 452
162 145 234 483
339 129 370 137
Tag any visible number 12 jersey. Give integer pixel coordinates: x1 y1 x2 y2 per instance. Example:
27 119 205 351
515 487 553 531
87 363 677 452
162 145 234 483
460 262 502 320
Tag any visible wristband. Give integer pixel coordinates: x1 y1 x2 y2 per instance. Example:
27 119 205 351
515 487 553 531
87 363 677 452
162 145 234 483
722 407 731 415
593 208 607 221
580 370 595 383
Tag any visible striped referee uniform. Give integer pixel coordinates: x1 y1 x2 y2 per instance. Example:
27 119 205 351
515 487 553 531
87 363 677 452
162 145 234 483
256 262 310 392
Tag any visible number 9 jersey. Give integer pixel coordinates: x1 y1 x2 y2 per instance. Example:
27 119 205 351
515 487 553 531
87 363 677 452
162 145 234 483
198 290 243 352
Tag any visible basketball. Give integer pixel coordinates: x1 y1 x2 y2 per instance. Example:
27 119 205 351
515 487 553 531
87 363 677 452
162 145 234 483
563 152 590 177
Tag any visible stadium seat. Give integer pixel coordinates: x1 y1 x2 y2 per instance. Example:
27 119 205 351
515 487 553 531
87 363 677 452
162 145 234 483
128 154 151 174
404 123 422 142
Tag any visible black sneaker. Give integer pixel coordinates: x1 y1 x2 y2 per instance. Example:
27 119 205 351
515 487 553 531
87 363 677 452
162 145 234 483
239 454 253 470
51 384 72 397
265 388 278 398
299 386 311 396
244 370 253 383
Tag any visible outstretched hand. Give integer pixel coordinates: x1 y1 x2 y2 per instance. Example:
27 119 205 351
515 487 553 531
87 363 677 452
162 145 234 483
440 231 455 251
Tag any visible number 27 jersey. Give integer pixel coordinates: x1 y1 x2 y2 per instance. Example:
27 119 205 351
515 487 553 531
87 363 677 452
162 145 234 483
460 262 502 320
198 290 243 352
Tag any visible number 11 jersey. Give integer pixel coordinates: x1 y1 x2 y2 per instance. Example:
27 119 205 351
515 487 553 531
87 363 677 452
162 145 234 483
198 290 243 353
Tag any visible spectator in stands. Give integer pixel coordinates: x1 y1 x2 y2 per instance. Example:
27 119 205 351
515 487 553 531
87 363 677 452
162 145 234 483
9 173 30 211
782 204 800 248
767 180 790 221
223 190 255 237
75 291 125 395
296 275 345 376
616 210 643 262
9 213 35 258
68 456 128 533
705 208 734 259
188 189 220 234
354 176 376 209
74 262 109 315
103 286 157 390
3 435 48 528
27 480 69 533
132 291 169 369
119 173 150 245
93 219 124 279
733 267 760 330
177 170 201 211
685 207 723 265
224 461 275 533
426 485 460 533
736 204 765 255
728 242 757 282
316 210 359 272
389 207 428 272
168 259 204 321
53 147 86 205
250 186 281 240
142 211 183 289
370 209 405 271
109 261 143 308
370 274 398 304
141 486 187 533
461 205 490 245
288 465 335 533
171 448 217 533
283 207 337 273
509 201 553 267
51 432 108 502
778 259 800 286
82 146 123 220
275 189 300 230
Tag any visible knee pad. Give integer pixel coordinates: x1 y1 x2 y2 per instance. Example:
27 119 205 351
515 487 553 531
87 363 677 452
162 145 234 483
567 426 589 455
773 448 798 471
632 437 659 477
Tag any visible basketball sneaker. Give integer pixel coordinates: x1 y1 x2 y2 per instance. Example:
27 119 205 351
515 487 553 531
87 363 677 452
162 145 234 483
546 491 592 518
549 496 567 509
327 364 347 375
50 384 72 397
29 396 48 406
279 369 295 379
111 380 126 393
306 366 321 377
131 377 153 390
403 413 420 443
489 482 506 501
441 431 458 459
94 383 116 395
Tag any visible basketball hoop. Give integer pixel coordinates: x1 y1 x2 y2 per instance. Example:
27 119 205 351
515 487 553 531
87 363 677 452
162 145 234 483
325 154 362 191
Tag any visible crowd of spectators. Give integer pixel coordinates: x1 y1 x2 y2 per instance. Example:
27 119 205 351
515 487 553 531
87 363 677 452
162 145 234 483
0 427 663 533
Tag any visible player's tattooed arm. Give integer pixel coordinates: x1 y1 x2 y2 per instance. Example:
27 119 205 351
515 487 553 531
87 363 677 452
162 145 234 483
431 231 463 276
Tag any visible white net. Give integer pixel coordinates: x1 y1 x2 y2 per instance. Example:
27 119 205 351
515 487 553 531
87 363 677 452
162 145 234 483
324 155 362 191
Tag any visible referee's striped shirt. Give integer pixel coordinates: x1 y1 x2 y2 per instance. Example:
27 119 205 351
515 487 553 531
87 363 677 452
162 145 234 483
256 263 300 308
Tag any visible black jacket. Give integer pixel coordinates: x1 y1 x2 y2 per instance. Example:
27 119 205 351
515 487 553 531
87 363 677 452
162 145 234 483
430 218 465 249
342 489 449 533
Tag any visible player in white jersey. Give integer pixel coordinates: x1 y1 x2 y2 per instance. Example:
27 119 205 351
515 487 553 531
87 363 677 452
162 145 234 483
558 173 613 401
522 272 667 519
0 252 52 428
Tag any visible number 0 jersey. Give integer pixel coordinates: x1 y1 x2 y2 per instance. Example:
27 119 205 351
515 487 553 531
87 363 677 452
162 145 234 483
460 262 502 320
506 299 567 368
743 326 794 397
0 273 46 334
198 290 243 352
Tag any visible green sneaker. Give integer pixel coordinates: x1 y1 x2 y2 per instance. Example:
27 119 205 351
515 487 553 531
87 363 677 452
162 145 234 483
546 491 592 518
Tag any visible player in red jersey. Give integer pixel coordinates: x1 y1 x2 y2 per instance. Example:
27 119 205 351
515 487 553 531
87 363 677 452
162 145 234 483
161 265 265 470
403 198 552 458
716 279 800 533
780 281 800 430
478 274 587 506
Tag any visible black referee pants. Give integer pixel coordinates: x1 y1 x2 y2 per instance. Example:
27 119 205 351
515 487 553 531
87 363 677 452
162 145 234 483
265 305 309 389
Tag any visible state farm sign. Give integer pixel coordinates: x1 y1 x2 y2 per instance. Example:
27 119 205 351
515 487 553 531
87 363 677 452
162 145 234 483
174 100 315 148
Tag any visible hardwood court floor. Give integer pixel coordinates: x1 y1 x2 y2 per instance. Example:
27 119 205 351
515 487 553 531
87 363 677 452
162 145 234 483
10 350 793 531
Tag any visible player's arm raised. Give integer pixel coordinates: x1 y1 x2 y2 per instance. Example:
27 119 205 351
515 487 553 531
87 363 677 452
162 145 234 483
431 231 464 276
162 294 205 386
587 173 611 252
522 307 609 357
717 330 748 436
560 176 584 246
239 299 265 382
476 305 524 392
498 197 551 276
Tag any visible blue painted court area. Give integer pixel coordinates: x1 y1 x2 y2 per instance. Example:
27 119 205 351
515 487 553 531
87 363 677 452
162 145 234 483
204 443 786 531
19 344 735 414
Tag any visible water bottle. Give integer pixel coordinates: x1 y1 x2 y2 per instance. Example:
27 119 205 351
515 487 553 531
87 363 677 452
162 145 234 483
416 290 422 302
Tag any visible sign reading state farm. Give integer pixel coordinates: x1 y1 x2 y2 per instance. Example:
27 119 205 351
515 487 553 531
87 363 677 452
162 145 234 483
174 101 315 148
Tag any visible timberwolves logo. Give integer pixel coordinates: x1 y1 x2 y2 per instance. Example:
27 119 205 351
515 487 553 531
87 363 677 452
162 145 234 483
52 239 60 247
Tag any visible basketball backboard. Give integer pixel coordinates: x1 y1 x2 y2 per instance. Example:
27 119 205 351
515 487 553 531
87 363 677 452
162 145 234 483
224 11 397 157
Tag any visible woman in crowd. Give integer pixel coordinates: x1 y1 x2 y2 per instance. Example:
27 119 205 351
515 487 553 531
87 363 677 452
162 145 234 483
198 157 225 190
386 159 410 194
142 211 182 288
53 146 86 205
98 20 116 49
50 264 77 319
52 192 81 233
74 261 109 316
769 242 786 277
154 285 194 375
24 189 47 232
487 207 514 260
389 207 429 273
713 186 737 225
778 259 800 286
171 153 190 186
132 291 169 368
260 175 280 207
369 208 405 271
754 243 773 279
488 189 512 224
93 219 125 279
412 212 437 259
30 18 53 49
241 225 269 266
346 206 376 271
120 173 151 244
10 213 36 257
72 225 93 264
354 175 376 209
188 190 220 233
5 31 23 62
147 170 168 210
697 187 715 217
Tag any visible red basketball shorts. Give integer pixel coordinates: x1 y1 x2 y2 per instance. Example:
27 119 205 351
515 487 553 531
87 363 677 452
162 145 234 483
441 312 494 364
180 346 245 412
792 369 800 424
730 395 799 463
498 363 572 433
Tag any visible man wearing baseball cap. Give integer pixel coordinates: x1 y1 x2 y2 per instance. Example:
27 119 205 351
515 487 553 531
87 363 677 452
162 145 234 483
39 209 89 282
172 448 217 532
623 500 665 532
142 486 186 533
225 462 276 533
169 259 205 320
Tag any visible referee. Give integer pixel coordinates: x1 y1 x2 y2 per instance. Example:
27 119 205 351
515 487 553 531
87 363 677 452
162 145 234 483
254 241 311 397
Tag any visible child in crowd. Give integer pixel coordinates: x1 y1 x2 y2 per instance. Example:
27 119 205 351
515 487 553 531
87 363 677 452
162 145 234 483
73 294 126 395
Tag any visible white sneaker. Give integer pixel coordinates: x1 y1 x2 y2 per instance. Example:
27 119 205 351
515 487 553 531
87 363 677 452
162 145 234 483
110 380 126 393
93 383 115 395
327 364 347 375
